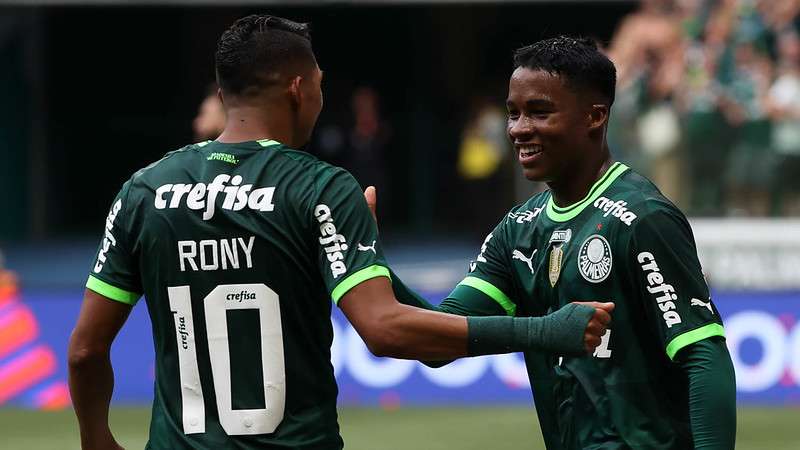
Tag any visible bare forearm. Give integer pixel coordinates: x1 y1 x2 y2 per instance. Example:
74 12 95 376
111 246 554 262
69 351 117 449
366 304 468 359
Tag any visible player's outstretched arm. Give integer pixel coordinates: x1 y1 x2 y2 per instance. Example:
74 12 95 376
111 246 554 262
68 289 131 450
339 276 613 360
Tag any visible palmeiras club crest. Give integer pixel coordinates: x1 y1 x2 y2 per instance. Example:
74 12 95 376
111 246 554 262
548 229 572 287
578 234 613 283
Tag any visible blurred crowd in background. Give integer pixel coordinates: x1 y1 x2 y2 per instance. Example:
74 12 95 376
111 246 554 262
450 0 800 218
607 0 800 217
127 0 800 238
191 0 800 221
6 1 798 245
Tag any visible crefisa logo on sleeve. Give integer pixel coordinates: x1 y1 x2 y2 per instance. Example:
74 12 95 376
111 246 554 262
94 199 123 273
315 204 349 279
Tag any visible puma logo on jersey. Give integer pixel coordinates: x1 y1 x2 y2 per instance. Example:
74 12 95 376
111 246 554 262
315 204 348 279
358 241 377 255
691 298 714 314
512 249 537 275
638 252 682 328
154 174 275 221
593 197 637 226
94 199 123 273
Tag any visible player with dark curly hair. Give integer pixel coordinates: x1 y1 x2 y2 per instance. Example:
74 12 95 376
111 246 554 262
386 36 737 449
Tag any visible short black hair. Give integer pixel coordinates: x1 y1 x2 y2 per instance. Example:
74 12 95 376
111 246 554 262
215 14 316 98
513 36 616 106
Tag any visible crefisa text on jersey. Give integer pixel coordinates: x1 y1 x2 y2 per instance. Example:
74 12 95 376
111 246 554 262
93 199 123 273
154 174 276 220
226 290 257 302
593 197 637 226
315 204 348 279
637 251 682 328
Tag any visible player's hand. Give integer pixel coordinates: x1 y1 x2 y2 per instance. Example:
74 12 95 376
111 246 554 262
364 185 378 225
571 301 614 354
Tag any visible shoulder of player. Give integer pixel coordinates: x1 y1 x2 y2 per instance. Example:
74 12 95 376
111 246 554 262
600 169 687 228
310 160 360 190
125 143 201 186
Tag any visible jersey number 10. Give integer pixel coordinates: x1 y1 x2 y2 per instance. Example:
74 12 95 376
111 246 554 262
168 283 286 436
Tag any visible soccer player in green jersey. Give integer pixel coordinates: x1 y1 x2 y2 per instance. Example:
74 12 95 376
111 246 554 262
67 16 613 450
383 36 737 449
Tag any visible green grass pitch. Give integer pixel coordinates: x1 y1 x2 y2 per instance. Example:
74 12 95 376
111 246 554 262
1 406 797 449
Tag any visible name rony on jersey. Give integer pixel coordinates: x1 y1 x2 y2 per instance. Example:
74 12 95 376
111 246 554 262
154 174 275 220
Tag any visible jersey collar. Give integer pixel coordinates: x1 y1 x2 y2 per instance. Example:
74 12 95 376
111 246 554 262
545 162 629 222
197 139 283 150
257 139 282 148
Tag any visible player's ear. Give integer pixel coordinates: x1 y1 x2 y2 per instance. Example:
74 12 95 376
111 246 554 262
288 76 303 109
216 87 224 106
588 104 609 131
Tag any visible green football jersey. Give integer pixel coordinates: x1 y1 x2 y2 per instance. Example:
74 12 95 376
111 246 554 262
86 139 388 449
460 162 725 450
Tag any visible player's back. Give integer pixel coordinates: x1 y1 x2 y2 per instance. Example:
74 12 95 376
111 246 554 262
87 139 386 449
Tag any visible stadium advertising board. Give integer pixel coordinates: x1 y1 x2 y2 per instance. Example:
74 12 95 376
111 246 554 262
2 286 800 408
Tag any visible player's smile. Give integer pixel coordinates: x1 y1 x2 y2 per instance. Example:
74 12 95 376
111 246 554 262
516 143 544 166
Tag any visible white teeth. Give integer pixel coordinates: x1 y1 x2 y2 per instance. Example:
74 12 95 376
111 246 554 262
519 145 542 156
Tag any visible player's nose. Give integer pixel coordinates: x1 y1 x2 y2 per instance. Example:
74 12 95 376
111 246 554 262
508 116 535 141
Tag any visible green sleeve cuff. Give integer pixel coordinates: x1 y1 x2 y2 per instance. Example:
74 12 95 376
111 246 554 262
331 265 391 305
86 275 141 305
457 276 516 316
666 323 725 360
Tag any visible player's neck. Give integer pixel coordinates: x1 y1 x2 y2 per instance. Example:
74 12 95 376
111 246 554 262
548 152 613 208
217 106 295 147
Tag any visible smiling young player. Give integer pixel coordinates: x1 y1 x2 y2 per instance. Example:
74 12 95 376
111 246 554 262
384 37 736 449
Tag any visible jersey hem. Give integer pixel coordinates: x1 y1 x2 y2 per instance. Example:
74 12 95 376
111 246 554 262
331 265 391 304
86 275 141 305
457 276 516 316
545 162 628 222
666 323 725 360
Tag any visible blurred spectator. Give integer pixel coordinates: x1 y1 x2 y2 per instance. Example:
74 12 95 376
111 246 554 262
607 0 687 205
457 100 506 181
192 83 226 141
348 87 391 193
455 98 517 232
316 87 391 209
767 30 800 214
721 39 774 215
